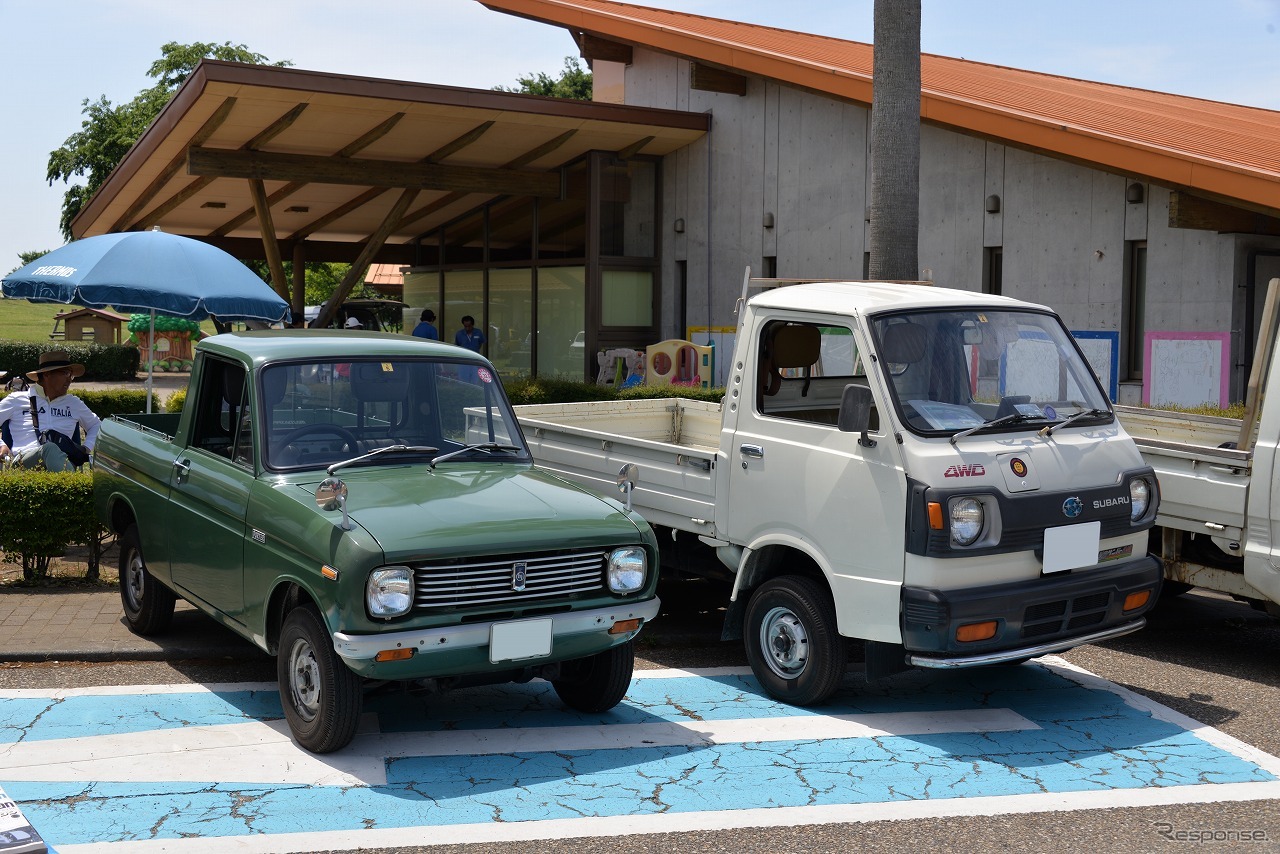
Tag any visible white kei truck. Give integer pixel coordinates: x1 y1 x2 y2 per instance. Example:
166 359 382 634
515 278 1164 705
1116 277 1280 615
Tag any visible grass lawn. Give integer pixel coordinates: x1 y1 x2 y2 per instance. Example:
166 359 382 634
0 297 218 343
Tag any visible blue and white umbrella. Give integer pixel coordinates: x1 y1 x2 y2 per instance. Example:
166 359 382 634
2 229 290 410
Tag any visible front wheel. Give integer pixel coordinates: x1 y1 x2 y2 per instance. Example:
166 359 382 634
277 605 363 753
552 640 635 712
118 524 175 635
744 576 848 706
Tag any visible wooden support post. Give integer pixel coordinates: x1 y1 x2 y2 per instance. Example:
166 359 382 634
249 178 289 302
314 188 420 329
292 242 307 327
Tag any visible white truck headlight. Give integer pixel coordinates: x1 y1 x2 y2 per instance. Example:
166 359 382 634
367 566 413 618
606 547 647 594
949 497 984 546
1129 477 1151 521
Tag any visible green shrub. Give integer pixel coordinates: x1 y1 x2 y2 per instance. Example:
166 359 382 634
165 388 187 413
502 376 724 406
0 468 103 581
0 341 140 381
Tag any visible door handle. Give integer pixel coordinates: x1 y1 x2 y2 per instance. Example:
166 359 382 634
739 444 764 459
173 458 191 484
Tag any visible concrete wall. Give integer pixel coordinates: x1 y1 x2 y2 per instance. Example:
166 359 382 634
625 47 1276 401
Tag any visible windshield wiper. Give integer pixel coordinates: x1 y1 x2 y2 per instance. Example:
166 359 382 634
327 444 439 475
949 412 1037 445
429 442 522 469
1039 408 1110 437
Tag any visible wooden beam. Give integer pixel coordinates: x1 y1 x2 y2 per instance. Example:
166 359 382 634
188 147 563 197
579 34 632 64
209 112 408 238
109 97 237 233
616 135 655 160
690 62 748 96
1169 191 1280 236
131 102 309 232
249 178 289 301
313 188 420 329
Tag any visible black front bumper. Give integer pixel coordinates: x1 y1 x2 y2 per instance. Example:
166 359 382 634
901 555 1162 667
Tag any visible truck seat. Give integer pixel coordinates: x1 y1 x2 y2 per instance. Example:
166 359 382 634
761 324 821 398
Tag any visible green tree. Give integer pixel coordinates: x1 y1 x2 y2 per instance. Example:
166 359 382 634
495 56 592 100
46 41 291 240
11 249 53 275
867 0 921 281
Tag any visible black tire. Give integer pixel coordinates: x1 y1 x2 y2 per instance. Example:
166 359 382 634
744 575 848 706
277 605 363 753
118 524 176 635
552 640 635 713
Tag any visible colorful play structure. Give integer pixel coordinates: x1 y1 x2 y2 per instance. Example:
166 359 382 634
596 338 715 389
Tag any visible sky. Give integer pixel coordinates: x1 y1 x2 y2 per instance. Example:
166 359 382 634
1 0 1278 273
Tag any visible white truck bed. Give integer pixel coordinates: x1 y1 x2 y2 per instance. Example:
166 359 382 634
515 398 722 535
1115 405 1250 539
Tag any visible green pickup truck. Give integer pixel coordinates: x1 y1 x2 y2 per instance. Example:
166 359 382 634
92 331 660 752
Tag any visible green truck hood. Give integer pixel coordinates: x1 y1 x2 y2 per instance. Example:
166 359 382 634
288 464 642 560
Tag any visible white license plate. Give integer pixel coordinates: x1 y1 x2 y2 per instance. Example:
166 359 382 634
1042 521 1101 573
489 618 553 663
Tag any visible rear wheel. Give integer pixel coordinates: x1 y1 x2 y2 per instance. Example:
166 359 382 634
118 524 175 635
745 576 848 705
552 641 635 712
277 605 363 753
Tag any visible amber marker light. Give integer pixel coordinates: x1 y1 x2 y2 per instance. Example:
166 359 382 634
1123 590 1152 611
956 621 998 642
609 618 642 635
928 502 944 530
320 565 339 581
374 648 416 662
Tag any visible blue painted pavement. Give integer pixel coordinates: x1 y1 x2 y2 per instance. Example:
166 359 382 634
1 660 1277 851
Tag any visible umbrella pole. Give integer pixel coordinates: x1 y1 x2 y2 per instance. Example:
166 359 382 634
146 310 155 414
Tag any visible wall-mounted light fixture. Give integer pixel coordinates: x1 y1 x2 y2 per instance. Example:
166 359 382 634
673 217 685 233
762 212 775 229
1126 182 1145 204
985 194 1001 214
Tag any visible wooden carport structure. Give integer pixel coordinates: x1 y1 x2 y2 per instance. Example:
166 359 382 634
70 60 708 328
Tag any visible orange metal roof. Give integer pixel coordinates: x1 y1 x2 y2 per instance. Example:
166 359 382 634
482 0 1280 215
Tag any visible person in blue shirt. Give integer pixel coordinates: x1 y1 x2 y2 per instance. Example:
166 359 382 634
454 316 485 352
412 309 439 340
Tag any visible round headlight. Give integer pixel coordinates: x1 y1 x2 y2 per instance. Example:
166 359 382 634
607 547 647 594
950 497 984 546
367 566 413 618
1129 477 1150 521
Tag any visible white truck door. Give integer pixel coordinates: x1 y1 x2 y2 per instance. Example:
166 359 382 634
724 317 907 642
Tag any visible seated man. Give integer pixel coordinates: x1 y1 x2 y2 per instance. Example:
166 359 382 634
0 350 102 471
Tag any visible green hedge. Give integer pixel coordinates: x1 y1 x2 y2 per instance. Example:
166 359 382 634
0 341 140 381
503 377 725 406
0 468 103 581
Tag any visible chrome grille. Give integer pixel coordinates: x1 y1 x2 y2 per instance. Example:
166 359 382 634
413 550 606 610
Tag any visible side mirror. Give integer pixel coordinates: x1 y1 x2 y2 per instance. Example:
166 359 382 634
315 477 353 530
616 463 639 512
838 384 877 448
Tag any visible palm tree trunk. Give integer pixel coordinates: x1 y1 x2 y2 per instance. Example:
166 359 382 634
868 0 922 281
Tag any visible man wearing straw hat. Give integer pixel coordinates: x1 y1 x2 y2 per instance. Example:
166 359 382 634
0 350 102 471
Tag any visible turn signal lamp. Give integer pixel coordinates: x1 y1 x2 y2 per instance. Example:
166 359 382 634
956 621 998 642
374 648 416 663
609 618 642 635
1123 590 1151 612
928 502 944 530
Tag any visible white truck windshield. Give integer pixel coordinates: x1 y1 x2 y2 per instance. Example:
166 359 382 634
869 309 1111 436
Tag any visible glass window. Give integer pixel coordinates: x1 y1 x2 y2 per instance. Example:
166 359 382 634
869 309 1111 437
602 269 653 326
262 359 528 472
541 161 588 259
537 266 586 377
756 321 868 427
444 270 484 351
190 358 251 467
402 271 441 332
489 267 532 377
599 159 656 257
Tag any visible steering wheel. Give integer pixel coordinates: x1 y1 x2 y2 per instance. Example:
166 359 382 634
272 424 360 460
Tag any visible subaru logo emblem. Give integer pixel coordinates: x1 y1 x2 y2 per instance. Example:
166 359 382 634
511 561 528 592
1062 497 1084 518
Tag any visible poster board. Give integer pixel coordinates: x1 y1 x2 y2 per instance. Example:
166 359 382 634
1071 331 1120 401
1144 331 1230 408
